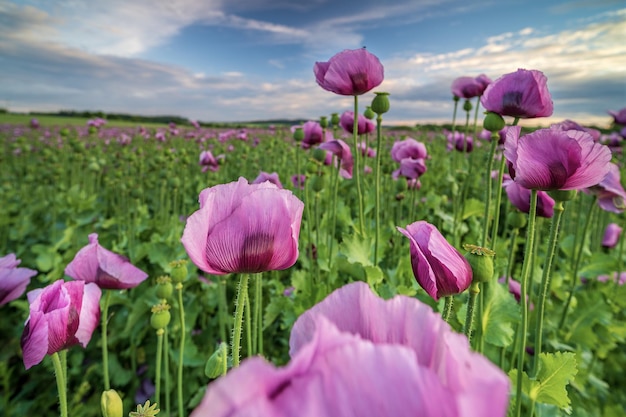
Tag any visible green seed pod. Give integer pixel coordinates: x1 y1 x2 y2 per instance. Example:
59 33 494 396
507 211 527 229
463 99 473 112
364 106 375 120
395 178 408 193
311 175 326 193
463 245 495 283
483 111 506 133
312 148 327 162
293 127 304 142
371 92 390 115
150 304 171 330
548 190 577 202
205 342 228 379
319 116 328 128
155 277 173 300
170 260 188 284
101 389 123 417
330 113 340 126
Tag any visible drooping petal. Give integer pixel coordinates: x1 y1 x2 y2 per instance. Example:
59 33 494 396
0 255 37 305
75 282 101 347
21 311 49 369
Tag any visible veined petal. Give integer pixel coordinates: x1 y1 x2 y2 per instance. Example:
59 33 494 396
21 311 48 369
75 283 101 347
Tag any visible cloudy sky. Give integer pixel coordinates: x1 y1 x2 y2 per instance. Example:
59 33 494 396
1 0 625 127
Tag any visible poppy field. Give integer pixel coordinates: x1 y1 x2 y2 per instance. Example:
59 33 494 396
1 49 626 417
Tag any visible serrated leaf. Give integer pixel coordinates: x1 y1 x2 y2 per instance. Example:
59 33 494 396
481 282 520 347
341 234 372 266
532 352 578 410
462 198 484 220
364 265 383 286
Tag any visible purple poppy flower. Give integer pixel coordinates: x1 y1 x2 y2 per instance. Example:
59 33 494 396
481 69 553 118
291 174 306 190
608 107 626 125
339 111 375 135
301 121 324 149
588 163 626 213
199 150 222 173
181 178 304 275
319 139 354 179
550 119 601 142
314 48 384 96
503 175 555 218
602 223 622 249
504 126 612 191
0 254 37 306
390 138 428 162
252 171 283 189
498 277 534 310
596 272 626 285
446 131 473 152
451 76 484 99
65 234 148 290
191 282 509 417
392 157 427 180
475 73 492 91
30 118 40 129
21 280 101 369
396 221 473 300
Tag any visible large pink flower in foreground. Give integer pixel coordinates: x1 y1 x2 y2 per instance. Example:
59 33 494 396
181 178 304 275
504 126 612 191
481 69 553 118
0 253 37 306
21 280 101 369
397 221 472 300
314 48 384 96
65 233 148 290
191 282 509 417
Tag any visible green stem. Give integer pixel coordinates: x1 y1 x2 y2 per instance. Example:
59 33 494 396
451 98 459 133
101 290 111 391
558 197 596 329
176 283 186 417
374 114 383 264
531 200 566 376
463 282 481 341
514 189 538 417
218 279 227 344
245 284 252 357
481 135 500 247
164 327 171 416
51 352 68 417
490 154 508 251
472 96 481 136
155 329 164 408
442 296 454 323
256 273 263 356
328 160 340 270
353 95 365 234
231 274 249 367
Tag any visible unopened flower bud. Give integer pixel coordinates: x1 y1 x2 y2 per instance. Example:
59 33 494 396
483 111 506 132
330 113 340 127
155 276 173 300
507 211 527 229
101 389 123 417
463 244 495 283
312 148 327 162
205 342 228 378
463 99 473 112
364 106 375 120
371 92 390 115
548 190 577 202
319 116 328 128
293 127 304 142
311 175 326 193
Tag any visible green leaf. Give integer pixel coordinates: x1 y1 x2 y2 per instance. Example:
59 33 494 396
481 282 520 347
462 198 484 220
341 234 372 266
532 352 578 410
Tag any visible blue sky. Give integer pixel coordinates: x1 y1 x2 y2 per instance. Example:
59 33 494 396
1 0 624 127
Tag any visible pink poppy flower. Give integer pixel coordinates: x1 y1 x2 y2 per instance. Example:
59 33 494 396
252 171 283 189
65 234 148 290
588 163 626 213
504 126 612 191
319 139 354 179
451 76 486 99
498 277 534 310
446 131 473 153
291 174 306 190
21 280 101 369
301 121 324 149
396 221 472 300
339 111 375 135
390 138 428 162
191 282 509 417
314 48 384 96
0 253 37 306
181 178 304 275
602 223 622 249
481 69 553 118
199 150 222 173
550 119 601 142
608 107 626 125
392 157 427 180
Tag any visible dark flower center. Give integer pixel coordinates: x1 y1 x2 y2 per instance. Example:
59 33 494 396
237 232 275 273
350 72 368 95
502 91 524 116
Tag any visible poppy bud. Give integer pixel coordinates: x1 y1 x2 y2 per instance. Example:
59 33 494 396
293 128 304 142
331 113 340 127
364 106 375 120
312 148 327 162
150 303 171 330
483 111 505 133
319 116 328 128
371 92 390 115
205 342 228 379
170 260 188 284
155 276 173 300
101 389 123 417
463 245 495 283
463 99 473 112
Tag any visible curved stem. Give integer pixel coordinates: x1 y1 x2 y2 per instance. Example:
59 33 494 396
531 200 566 376
51 352 68 417
176 283 186 417
514 189 538 417
101 290 111 391
231 274 249 367
463 282 481 341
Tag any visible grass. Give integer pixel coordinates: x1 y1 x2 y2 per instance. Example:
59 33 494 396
1 113 170 128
